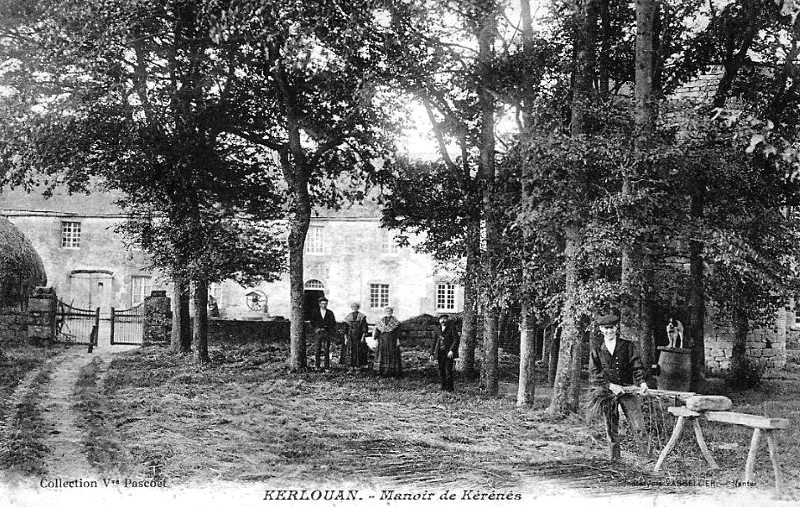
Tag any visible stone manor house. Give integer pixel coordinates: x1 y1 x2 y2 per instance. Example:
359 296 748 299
1 182 798 372
4 62 800 373
0 186 465 326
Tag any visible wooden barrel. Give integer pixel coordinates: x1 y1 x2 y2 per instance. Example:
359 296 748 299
657 346 692 391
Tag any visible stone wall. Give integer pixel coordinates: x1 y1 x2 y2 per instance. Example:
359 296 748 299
204 319 290 345
143 290 171 346
704 304 788 373
671 66 725 103
0 309 28 345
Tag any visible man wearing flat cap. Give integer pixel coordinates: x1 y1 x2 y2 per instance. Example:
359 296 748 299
589 313 650 459
309 296 337 371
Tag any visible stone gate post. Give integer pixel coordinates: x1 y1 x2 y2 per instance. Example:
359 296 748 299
27 286 57 345
143 290 171 346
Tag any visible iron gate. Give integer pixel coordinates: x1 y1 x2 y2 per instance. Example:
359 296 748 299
110 303 145 345
56 300 100 345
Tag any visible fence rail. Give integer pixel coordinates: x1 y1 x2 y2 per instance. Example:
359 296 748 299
110 303 145 345
56 300 99 345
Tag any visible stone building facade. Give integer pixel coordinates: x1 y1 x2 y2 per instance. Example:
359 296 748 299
2 211 165 312
669 64 797 373
703 304 790 373
0 187 464 325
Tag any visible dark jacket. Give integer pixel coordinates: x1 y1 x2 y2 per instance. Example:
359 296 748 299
309 309 337 333
430 323 460 358
589 337 645 388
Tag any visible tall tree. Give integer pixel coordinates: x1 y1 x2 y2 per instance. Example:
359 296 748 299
477 1 501 395
0 0 287 364
619 0 657 373
517 0 537 406
217 1 398 371
548 0 599 416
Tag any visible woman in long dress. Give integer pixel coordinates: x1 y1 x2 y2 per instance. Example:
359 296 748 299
373 306 403 378
343 302 369 369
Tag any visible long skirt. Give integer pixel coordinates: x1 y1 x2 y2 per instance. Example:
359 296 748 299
344 333 369 367
374 331 403 377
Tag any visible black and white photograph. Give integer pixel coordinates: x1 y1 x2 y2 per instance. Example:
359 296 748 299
0 0 799 506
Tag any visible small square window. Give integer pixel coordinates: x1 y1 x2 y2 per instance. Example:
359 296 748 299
61 221 81 248
369 283 390 309
305 225 324 254
131 275 152 305
436 283 456 311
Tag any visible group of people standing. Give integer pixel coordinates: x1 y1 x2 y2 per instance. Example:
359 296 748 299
311 299 657 458
307 296 460 391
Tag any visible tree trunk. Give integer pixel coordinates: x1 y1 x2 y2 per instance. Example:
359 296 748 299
459 237 479 376
481 307 499 394
278 134 311 373
548 327 560 386
641 298 655 379
273 49 313 372
170 277 191 353
287 203 310 371
548 226 583 414
598 0 611 98
730 303 749 381
711 6 761 110
192 280 209 364
652 3 663 101
634 0 656 140
622 0 656 376
517 302 537 406
478 4 499 395
520 0 536 124
517 0 537 406
548 0 597 416
497 308 509 350
541 323 552 363
689 175 705 389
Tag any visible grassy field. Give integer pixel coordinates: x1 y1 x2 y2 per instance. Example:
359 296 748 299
0 344 61 475
82 342 798 501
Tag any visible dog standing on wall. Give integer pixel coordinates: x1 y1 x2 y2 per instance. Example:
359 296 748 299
666 317 684 349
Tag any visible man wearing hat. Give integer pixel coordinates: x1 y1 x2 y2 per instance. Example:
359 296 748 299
309 296 337 371
589 313 650 459
429 314 460 392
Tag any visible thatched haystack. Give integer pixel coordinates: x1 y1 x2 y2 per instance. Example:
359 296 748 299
0 217 46 307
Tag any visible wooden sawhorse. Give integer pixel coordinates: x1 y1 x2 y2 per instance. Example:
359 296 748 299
654 406 789 490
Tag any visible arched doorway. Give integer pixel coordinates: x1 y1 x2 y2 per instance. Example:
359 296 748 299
303 279 325 321
68 269 114 310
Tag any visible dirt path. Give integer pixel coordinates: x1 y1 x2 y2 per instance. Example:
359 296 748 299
1 365 41 435
38 347 110 478
0 362 48 467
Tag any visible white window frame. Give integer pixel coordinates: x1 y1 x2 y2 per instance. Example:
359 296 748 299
381 229 400 254
131 275 152 305
304 279 325 290
369 283 390 309
436 283 456 311
305 225 325 254
61 221 82 249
